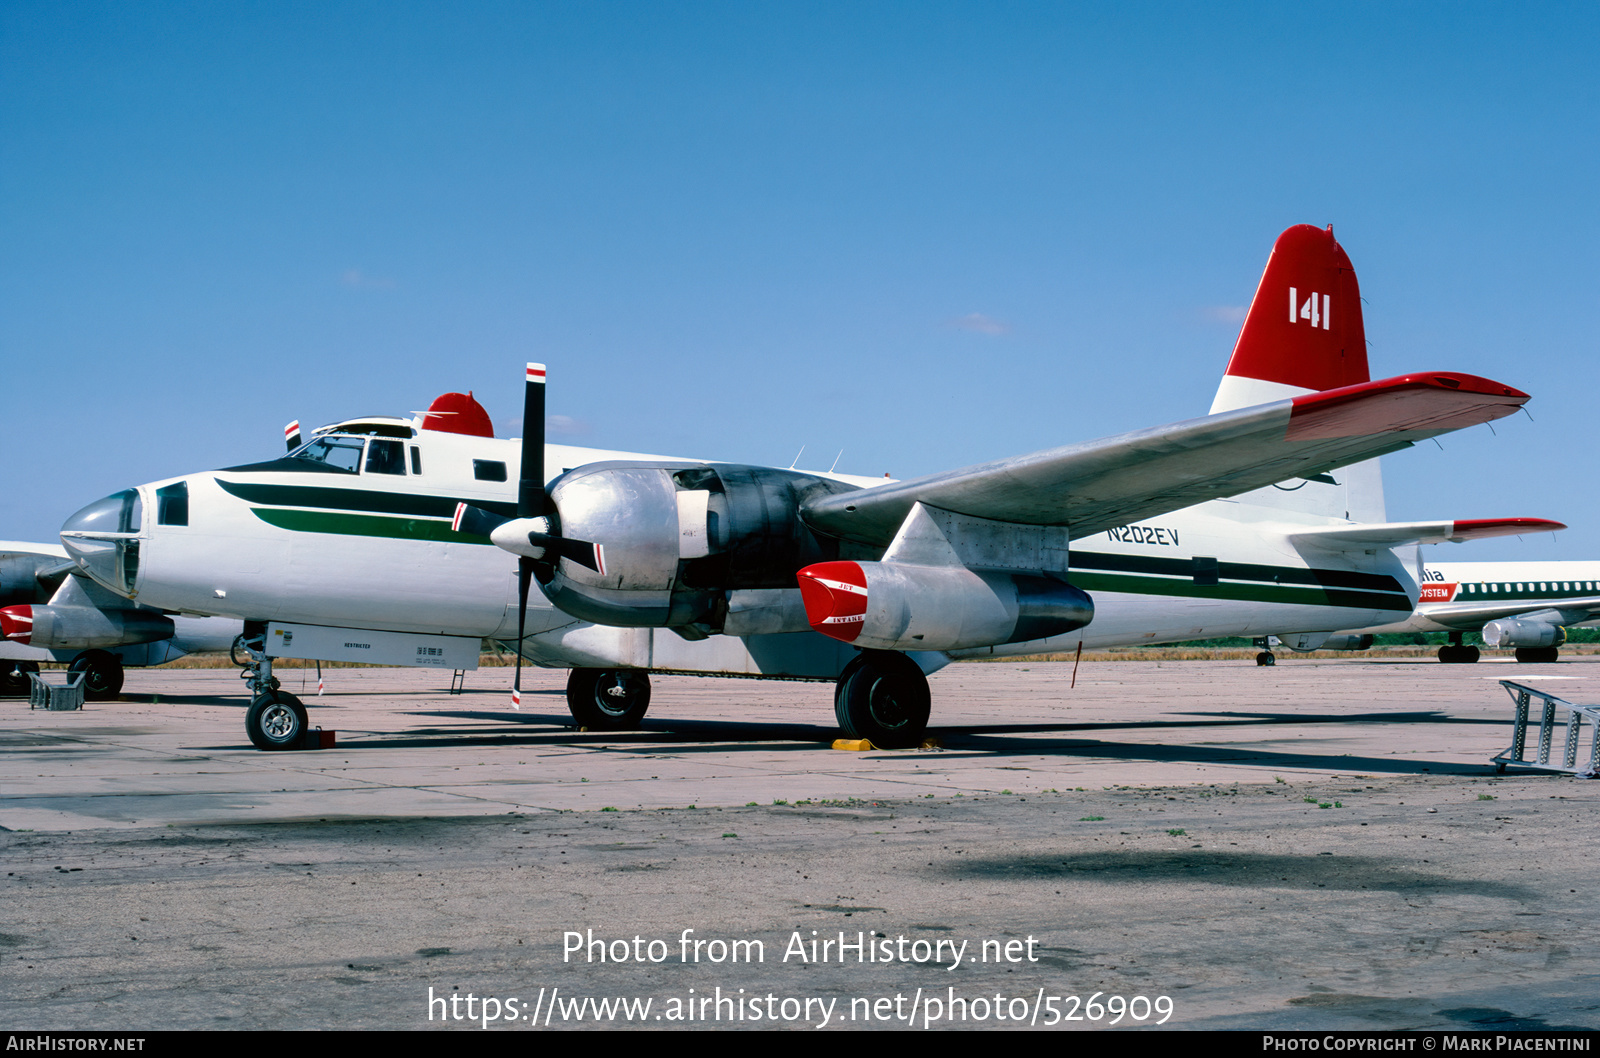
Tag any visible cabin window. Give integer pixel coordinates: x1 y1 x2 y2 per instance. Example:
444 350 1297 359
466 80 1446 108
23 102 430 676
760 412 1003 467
156 482 189 526
365 439 406 476
473 459 508 482
410 446 423 475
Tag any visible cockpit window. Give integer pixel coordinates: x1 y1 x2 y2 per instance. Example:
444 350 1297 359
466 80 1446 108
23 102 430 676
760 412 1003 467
156 482 189 526
61 488 143 536
292 435 365 473
365 438 406 476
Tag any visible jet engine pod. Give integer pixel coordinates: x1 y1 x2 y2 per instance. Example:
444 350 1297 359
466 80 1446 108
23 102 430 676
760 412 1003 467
536 461 861 629
797 560 1094 652
0 604 173 649
1482 618 1565 649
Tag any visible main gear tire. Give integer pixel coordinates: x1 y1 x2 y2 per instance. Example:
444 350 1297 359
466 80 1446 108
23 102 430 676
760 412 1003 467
834 651 931 749
1 660 38 697
69 650 124 700
566 669 651 730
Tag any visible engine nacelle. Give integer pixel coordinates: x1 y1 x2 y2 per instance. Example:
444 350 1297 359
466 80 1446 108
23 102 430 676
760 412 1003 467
0 604 174 650
796 560 1094 652
0 554 66 607
537 462 865 630
1482 618 1565 649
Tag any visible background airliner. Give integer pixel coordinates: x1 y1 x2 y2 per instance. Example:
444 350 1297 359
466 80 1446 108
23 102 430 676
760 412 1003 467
1349 560 1600 663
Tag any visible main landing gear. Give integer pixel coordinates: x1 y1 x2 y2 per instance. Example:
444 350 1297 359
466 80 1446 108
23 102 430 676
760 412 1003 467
69 649 125 700
2 660 39 697
233 631 304 751
566 669 652 730
1514 647 1560 664
834 650 931 749
1437 632 1480 664
1253 636 1276 667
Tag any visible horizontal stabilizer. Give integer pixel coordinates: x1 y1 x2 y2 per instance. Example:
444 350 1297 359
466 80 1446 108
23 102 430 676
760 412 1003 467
1289 517 1566 551
802 372 1529 546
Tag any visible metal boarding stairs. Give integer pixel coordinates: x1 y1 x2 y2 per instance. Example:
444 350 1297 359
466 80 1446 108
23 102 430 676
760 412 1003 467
1495 680 1599 778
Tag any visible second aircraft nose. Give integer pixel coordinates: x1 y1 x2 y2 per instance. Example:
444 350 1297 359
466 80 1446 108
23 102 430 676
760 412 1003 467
59 488 143 596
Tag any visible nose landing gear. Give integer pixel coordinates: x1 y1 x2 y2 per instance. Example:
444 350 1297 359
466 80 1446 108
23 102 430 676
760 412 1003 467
233 631 303 750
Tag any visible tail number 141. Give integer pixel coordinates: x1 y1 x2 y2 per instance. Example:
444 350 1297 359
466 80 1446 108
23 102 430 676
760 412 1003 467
1289 287 1330 330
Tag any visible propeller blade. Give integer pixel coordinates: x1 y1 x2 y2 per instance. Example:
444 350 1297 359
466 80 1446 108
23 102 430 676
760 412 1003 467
452 502 511 538
513 556 531 709
512 364 545 708
519 363 545 519
527 532 605 574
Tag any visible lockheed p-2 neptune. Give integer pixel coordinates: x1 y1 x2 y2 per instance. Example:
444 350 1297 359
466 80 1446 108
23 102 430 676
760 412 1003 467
47 225 1550 749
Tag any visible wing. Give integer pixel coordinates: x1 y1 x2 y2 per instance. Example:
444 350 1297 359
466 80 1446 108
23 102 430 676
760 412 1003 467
801 372 1530 545
1419 596 1600 632
0 541 70 561
1288 517 1565 551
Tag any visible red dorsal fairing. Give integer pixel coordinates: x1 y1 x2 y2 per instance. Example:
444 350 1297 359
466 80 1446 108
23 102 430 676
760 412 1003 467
421 392 495 437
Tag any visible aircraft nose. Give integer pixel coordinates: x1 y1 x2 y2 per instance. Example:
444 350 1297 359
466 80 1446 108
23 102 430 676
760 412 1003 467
60 488 143 596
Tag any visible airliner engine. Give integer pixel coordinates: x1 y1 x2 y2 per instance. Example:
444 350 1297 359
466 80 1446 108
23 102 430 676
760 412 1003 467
1482 617 1565 649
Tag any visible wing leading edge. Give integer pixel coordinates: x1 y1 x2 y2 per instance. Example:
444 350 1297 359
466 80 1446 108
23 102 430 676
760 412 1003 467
801 372 1529 546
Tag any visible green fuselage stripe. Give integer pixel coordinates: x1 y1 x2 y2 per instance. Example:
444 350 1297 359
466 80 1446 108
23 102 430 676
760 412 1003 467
1067 570 1410 611
251 508 492 545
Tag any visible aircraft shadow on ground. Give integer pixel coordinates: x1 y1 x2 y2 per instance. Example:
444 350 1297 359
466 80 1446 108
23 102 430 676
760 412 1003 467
933 849 1537 901
237 708 1524 776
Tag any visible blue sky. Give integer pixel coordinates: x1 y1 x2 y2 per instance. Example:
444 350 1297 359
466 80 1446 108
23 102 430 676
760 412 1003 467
3 1 1596 561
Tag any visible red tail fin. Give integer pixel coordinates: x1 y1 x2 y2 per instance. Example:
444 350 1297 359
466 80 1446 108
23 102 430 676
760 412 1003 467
1223 224 1368 393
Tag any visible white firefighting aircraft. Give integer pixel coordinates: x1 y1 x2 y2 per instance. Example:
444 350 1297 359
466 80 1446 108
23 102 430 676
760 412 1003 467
1343 559 1600 664
43 225 1551 750
0 541 242 697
